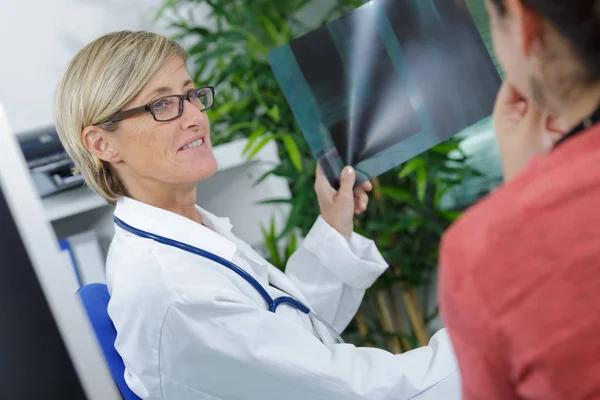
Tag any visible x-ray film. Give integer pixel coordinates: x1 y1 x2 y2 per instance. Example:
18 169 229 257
268 0 501 189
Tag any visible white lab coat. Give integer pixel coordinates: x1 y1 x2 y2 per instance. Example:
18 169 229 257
106 196 460 400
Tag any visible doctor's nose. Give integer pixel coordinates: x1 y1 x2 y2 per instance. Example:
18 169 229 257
180 98 209 130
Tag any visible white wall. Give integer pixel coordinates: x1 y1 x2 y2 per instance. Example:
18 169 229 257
0 0 192 135
0 0 332 136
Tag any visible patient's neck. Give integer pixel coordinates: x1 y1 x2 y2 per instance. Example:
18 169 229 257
125 179 202 225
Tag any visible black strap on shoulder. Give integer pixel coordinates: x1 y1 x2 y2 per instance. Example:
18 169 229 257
554 103 600 148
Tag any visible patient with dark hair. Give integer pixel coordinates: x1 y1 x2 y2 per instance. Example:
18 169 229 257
440 0 600 399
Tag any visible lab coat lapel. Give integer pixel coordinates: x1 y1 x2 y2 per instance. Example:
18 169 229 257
267 265 310 306
222 232 309 304
220 227 310 305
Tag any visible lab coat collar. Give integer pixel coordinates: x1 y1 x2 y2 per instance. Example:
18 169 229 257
114 196 238 262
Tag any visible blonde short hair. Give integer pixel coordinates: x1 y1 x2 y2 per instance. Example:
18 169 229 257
54 30 187 205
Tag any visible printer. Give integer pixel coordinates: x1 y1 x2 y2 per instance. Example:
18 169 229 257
18 126 85 197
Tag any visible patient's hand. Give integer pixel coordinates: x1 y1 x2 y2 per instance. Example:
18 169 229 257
493 82 566 182
314 165 372 240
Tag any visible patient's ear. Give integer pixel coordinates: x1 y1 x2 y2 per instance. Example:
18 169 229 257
81 125 122 164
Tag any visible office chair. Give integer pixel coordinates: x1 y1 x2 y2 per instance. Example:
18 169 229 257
78 283 142 400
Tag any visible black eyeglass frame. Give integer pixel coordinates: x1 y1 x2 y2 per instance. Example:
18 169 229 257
101 86 215 124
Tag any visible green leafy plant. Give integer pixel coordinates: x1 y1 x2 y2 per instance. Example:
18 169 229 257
159 0 488 352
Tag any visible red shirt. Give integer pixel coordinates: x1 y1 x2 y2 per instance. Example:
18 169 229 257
440 123 600 399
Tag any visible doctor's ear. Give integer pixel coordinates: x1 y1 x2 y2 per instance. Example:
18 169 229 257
81 125 122 165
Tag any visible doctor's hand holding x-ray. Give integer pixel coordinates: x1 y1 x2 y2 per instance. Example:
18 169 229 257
315 163 373 238
54 31 460 400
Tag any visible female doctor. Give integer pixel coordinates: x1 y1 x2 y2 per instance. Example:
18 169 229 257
54 30 459 400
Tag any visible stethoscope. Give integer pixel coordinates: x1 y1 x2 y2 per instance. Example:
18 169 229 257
113 216 345 344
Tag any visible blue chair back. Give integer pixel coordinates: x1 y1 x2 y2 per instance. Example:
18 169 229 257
78 283 141 400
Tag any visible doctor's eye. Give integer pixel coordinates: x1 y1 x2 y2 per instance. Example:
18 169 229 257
151 96 179 116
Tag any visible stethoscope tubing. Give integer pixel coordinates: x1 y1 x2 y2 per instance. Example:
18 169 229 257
113 216 310 315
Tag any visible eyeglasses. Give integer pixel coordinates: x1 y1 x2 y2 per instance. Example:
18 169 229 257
101 86 215 124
